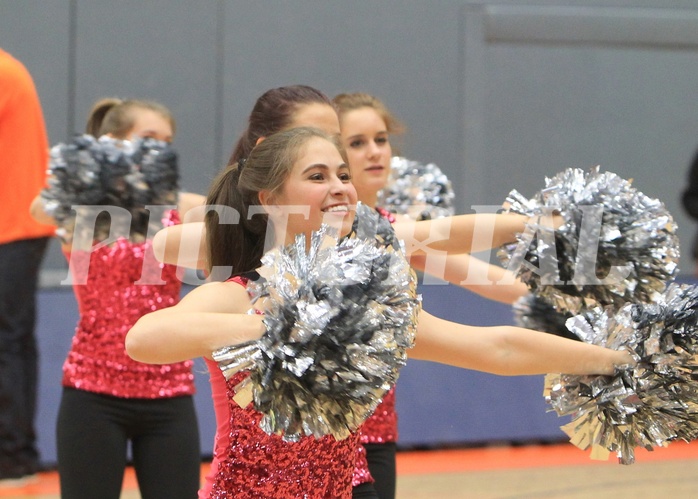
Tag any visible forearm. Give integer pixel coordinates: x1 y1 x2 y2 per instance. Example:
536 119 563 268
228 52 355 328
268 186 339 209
486 326 630 375
396 213 529 256
410 253 528 304
409 310 631 376
458 280 528 305
177 192 207 221
126 310 264 364
152 222 208 269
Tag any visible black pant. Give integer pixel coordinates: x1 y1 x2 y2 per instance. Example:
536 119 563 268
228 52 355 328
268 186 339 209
57 387 201 499
364 443 397 499
0 236 48 478
353 481 380 498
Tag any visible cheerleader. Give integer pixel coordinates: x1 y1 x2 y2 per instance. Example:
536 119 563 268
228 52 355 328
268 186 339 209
127 126 631 498
333 91 532 498
30 98 205 499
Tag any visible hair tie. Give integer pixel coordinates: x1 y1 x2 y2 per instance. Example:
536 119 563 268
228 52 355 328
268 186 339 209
238 158 247 170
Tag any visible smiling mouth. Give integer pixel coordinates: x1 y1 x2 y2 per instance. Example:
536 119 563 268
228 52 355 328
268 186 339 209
322 204 350 213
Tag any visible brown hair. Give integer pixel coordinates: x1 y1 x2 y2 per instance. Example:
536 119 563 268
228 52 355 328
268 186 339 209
228 85 334 165
85 97 176 138
207 126 337 276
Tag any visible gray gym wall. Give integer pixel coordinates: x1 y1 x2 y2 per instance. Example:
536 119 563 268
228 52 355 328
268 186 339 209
3 0 698 281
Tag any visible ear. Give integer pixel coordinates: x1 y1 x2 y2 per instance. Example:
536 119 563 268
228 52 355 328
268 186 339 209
258 189 283 219
258 189 274 208
255 136 266 146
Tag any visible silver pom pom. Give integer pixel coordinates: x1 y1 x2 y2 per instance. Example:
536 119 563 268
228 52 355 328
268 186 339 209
377 156 455 221
212 203 421 441
498 166 680 315
40 134 179 244
512 293 579 341
546 283 698 464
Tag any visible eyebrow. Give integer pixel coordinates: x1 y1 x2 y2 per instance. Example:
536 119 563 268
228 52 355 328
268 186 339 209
302 163 328 174
346 130 388 140
301 162 349 174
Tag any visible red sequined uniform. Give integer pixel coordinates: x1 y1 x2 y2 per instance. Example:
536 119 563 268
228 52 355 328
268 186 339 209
61 212 194 398
360 207 399 444
350 207 399 485
200 277 370 498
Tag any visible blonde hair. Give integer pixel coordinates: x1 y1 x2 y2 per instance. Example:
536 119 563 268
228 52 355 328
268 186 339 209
333 92 405 135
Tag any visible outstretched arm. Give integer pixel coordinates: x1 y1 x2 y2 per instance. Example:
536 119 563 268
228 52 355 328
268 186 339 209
394 212 532 256
125 280 264 364
151 192 207 268
409 309 631 376
177 192 206 221
408 252 528 304
152 221 208 269
153 211 542 272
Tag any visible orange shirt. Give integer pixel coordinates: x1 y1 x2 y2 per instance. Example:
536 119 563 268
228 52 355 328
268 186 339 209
0 49 54 244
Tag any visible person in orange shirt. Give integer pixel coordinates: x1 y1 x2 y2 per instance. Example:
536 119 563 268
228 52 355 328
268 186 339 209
0 48 55 484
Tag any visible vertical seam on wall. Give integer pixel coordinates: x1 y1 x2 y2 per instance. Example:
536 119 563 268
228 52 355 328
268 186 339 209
67 0 77 137
214 0 225 171
461 4 486 209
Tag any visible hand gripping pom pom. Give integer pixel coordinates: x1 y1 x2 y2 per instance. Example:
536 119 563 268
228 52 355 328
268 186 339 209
212 203 421 441
377 156 455 221
498 166 680 315
546 283 698 464
40 135 179 245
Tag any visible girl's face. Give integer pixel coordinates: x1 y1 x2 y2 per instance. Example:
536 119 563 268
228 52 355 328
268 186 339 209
265 136 357 244
290 103 341 137
128 109 174 142
339 107 392 202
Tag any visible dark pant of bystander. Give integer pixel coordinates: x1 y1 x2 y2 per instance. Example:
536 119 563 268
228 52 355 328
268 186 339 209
0 236 48 479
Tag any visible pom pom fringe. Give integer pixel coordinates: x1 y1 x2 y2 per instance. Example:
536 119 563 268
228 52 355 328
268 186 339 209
213 203 421 441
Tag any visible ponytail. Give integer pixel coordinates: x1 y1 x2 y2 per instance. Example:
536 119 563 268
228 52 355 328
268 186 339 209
205 162 269 278
85 97 122 136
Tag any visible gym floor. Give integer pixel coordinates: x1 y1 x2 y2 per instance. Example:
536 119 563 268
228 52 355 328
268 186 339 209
2 440 697 498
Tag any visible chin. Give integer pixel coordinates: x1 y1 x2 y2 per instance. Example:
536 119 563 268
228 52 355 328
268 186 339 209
342 212 357 236
371 176 390 191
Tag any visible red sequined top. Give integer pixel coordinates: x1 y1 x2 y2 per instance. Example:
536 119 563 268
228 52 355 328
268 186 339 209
359 206 399 445
61 211 194 399
200 276 370 498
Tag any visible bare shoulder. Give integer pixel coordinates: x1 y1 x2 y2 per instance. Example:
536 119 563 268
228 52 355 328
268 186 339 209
178 280 252 313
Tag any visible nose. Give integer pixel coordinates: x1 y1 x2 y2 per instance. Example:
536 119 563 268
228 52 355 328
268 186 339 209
329 175 349 197
367 140 381 159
